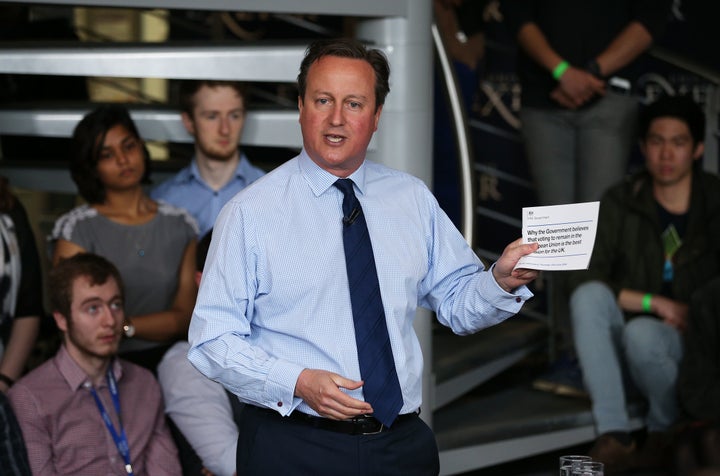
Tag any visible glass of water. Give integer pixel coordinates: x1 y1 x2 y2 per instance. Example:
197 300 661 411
573 461 604 476
559 455 592 475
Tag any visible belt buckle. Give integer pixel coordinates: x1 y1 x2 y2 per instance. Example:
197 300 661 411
354 415 384 435
361 422 384 435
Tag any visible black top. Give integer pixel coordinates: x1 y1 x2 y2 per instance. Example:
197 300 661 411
504 0 673 108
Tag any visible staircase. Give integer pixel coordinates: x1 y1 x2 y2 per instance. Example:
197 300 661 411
0 2 656 474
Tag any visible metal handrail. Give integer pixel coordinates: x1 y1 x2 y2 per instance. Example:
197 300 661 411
649 46 720 85
431 23 475 248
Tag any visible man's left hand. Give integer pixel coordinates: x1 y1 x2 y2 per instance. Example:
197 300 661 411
492 238 539 293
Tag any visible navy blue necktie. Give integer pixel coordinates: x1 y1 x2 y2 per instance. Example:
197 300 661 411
334 178 403 427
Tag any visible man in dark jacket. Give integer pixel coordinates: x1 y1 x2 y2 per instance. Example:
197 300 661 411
569 95 720 473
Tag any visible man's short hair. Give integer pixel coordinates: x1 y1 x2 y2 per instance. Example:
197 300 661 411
639 95 705 145
297 38 391 112
70 104 152 204
48 253 124 320
178 80 249 117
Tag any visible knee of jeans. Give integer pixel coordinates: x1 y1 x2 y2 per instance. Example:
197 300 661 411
570 281 614 323
623 318 663 360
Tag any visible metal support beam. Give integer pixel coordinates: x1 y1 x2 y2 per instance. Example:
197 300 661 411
356 1 434 426
0 44 305 81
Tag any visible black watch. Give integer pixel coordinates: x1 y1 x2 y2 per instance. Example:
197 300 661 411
585 59 602 78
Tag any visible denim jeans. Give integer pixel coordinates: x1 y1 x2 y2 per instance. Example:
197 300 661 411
570 281 683 434
520 92 639 206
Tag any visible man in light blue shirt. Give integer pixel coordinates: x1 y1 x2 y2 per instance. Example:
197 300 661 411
151 80 265 238
188 38 539 476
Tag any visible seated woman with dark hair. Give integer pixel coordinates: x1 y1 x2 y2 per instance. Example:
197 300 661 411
50 104 198 371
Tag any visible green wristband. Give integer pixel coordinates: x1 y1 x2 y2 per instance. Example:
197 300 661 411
552 60 570 81
642 294 653 313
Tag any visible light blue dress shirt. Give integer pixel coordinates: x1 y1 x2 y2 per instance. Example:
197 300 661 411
150 154 265 237
188 150 533 417
158 341 237 476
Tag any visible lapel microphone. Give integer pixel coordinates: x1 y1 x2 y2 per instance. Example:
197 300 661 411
343 207 361 226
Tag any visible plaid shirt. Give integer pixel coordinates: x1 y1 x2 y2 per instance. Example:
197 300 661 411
8 346 180 475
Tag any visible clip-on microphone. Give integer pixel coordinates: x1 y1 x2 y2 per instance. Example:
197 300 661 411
343 207 361 226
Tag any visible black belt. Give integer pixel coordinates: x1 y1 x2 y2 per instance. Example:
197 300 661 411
254 406 419 435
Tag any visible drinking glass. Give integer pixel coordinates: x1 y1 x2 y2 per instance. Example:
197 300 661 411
573 461 604 475
559 455 592 475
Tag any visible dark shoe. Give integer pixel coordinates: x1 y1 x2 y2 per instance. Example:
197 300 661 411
631 431 672 470
589 434 636 474
532 355 589 399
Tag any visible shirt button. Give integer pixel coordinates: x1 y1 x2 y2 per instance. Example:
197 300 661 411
515 297 522 303
277 402 283 407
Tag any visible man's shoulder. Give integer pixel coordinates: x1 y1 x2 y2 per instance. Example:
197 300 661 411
117 359 165 403
602 173 647 202
365 160 428 187
697 171 720 194
8 357 64 406
363 160 434 203
150 165 194 198
693 171 720 215
230 158 294 199
238 154 266 181
118 358 160 385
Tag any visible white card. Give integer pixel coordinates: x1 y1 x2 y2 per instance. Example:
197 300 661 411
516 201 600 271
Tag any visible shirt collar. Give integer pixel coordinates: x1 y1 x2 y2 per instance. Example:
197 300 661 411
298 149 368 197
54 345 123 391
187 153 251 182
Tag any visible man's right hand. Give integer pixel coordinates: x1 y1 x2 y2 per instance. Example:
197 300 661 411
295 368 373 420
553 66 605 109
651 295 689 332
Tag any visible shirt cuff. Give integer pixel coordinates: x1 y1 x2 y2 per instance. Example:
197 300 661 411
265 359 306 416
484 263 534 312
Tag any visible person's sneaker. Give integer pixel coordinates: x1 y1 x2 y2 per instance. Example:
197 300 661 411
532 355 589 399
631 431 672 470
588 434 636 474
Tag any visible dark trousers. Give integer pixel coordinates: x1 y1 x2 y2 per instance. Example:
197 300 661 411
237 405 440 476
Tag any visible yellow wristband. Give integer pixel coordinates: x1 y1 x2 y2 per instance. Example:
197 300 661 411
642 294 653 313
552 60 570 81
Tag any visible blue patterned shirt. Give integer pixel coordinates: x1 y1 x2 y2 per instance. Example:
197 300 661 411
188 150 532 417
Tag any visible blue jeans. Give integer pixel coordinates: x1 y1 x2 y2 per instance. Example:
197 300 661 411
570 281 683 434
520 92 639 206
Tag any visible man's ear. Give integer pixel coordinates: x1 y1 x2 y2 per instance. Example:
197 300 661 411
181 112 196 136
53 311 69 333
693 141 705 160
